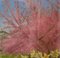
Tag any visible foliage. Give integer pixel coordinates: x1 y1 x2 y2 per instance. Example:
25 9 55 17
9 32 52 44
0 50 60 58
0 31 8 37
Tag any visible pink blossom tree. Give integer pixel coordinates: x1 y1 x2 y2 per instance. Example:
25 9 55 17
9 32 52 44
0 0 60 54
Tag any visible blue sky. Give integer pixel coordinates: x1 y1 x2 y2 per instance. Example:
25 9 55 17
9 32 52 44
0 0 57 28
0 0 25 28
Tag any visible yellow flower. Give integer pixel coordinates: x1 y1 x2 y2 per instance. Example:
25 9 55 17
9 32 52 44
43 53 50 58
50 49 59 58
21 55 28 58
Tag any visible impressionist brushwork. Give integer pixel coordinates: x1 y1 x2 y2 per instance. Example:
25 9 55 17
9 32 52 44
0 0 60 55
